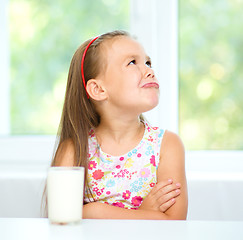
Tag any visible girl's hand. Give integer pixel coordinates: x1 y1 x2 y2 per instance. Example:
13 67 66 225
138 179 181 213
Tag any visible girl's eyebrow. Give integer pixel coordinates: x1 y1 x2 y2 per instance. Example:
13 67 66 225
123 54 152 62
146 56 152 62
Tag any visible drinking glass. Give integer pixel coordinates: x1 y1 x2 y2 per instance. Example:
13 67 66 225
47 167 84 224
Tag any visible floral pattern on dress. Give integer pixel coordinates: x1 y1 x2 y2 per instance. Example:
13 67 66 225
84 120 165 209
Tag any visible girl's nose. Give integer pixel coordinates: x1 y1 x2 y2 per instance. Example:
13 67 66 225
145 66 155 79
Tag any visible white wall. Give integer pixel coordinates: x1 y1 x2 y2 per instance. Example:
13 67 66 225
1 164 243 220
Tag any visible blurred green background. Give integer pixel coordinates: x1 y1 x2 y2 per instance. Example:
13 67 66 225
179 0 243 150
9 0 129 134
9 0 243 150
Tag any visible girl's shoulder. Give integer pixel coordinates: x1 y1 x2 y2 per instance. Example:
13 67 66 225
161 130 184 149
54 138 76 166
159 130 185 161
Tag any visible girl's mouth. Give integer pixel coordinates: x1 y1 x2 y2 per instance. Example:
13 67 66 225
141 82 160 88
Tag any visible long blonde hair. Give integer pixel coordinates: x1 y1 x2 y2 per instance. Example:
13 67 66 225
54 30 130 167
42 30 130 217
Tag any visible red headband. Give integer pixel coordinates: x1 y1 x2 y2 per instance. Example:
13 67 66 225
81 36 99 99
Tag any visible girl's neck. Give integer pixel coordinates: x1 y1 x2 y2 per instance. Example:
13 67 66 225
96 116 142 142
94 116 144 156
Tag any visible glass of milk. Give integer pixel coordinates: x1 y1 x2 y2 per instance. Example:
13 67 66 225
47 167 84 224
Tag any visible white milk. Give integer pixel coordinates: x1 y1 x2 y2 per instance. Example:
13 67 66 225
47 167 84 224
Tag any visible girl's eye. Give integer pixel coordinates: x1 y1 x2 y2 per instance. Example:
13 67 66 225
146 60 152 68
128 60 136 65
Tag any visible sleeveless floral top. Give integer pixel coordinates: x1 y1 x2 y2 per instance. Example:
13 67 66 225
84 120 165 209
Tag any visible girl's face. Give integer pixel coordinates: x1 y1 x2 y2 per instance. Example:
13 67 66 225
101 36 160 115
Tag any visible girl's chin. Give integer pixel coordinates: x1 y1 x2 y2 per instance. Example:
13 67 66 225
142 98 159 112
149 94 160 105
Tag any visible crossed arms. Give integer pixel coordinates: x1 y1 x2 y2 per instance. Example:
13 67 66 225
55 130 188 220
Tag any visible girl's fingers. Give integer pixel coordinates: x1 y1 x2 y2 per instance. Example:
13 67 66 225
152 182 181 200
150 179 174 194
140 179 181 212
159 198 177 212
157 188 181 207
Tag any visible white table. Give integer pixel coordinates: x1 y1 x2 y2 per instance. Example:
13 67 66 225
0 218 243 240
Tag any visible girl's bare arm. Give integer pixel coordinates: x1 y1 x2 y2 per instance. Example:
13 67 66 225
55 134 187 220
83 131 187 220
83 178 182 219
156 130 188 220
83 201 173 220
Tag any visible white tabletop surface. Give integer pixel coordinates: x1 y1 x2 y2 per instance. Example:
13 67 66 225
0 218 243 240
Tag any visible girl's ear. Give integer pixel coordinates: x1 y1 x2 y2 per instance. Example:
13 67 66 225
86 79 107 101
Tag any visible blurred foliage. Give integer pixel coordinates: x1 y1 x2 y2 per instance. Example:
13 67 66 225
10 0 243 150
179 0 243 150
10 0 129 135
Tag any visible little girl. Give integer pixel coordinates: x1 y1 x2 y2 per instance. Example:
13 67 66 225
51 30 188 220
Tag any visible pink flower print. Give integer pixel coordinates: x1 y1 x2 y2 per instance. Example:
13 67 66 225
92 169 104 180
93 187 104 196
112 202 125 208
114 169 127 178
88 161 97 170
89 129 95 137
116 165 121 169
150 155 156 167
131 196 143 207
119 157 124 161
106 191 111 195
150 182 155 187
152 127 158 130
122 190 131 200
139 168 150 178
148 135 153 142
137 153 142 158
